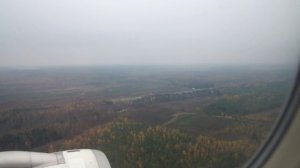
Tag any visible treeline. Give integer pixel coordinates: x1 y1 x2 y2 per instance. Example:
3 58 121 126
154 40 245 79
0 100 119 150
0 128 61 150
204 82 290 116
52 118 256 168
132 89 214 106
112 88 217 107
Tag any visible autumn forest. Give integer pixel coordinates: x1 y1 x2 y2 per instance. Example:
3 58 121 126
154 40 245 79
0 65 295 168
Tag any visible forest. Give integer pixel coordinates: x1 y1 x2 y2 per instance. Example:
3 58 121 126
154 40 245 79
0 65 295 168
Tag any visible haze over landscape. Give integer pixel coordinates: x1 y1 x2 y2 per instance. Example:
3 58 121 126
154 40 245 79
0 0 300 168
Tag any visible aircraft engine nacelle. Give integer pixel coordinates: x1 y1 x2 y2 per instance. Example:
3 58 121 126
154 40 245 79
0 149 111 168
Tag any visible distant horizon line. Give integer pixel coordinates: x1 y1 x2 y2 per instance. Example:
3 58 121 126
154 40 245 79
0 62 297 68
0 63 297 71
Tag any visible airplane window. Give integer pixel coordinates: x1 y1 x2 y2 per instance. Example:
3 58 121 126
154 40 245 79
0 0 299 168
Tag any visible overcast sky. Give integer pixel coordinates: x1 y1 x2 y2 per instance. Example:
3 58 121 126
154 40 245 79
0 0 300 66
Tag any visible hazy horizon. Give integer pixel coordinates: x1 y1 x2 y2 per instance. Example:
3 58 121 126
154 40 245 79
1 0 300 66
0 63 297 73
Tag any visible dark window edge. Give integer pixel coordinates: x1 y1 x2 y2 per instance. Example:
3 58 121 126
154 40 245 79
244 63 300 168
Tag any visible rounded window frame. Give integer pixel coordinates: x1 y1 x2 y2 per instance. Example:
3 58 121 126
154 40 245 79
245 63 300 168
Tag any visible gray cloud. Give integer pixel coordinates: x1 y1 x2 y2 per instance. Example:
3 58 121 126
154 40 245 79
0 0 299 66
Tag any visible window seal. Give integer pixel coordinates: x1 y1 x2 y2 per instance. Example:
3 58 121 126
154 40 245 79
244 63 300 168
